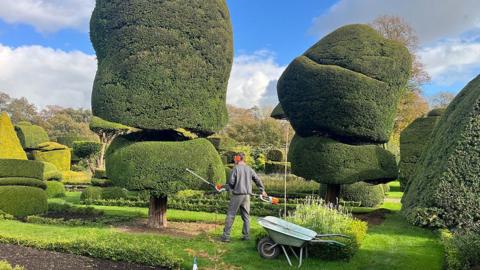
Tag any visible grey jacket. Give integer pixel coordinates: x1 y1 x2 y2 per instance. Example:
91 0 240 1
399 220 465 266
227 164 265 195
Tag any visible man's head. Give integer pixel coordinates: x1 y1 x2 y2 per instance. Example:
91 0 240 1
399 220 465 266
234 152 246 165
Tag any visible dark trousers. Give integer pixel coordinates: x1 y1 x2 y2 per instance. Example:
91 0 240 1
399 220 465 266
222 194 250 238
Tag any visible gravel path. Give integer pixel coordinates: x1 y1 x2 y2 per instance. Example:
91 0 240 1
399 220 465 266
0 244 167 270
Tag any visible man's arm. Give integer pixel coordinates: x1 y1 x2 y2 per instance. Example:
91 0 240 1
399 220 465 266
251 169 266 194
226 168 237 191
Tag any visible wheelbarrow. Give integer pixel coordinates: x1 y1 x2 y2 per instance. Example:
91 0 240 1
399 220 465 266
257 216 350 268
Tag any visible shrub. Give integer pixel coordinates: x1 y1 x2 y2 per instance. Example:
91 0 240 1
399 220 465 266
442 230 480 270
427 108 446 117
399 115 441 190
42 162 62 181
253 174 320 197
81 186 103 201
0 186 47 217
56 136 93 147
106 135 225 197
289 135 398 185
402 75 480 231
207 135 236 152
0 112 27 160
73 141 102 159
47 202 103 217
14 122 49 149
175 190 205 200
94 169 107 179
0 177 46 190
0 159 54 180
46 181 66 198
32 148 71 172
102 187 128 200
0 261 24 270
90 0 233 134
33 142 68 151
266 149 284 162
226 146 255 166
277 24 411 143
264 161 291 175
287 198 367 260
320 182 385 207
61 171 91 185
91 178 112 187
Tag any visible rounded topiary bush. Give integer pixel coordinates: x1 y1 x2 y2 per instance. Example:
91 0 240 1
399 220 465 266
90 0 233 134
0 186 47 217
277 24 411 143
14 122 49 150
106 134 226 196
266 149 284 162
102 187 128 200
46 181 66 198
340 182 385 207
289 135 398 185
81 186 103 201
94 169 107 179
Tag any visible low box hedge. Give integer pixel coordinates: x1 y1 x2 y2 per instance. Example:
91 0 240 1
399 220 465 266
46 181 66 198
61 171 91 185
0 186 47 217
0 159 58 181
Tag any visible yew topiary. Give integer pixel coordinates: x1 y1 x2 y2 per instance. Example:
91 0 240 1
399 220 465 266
14 122 49 150
0 112 27 160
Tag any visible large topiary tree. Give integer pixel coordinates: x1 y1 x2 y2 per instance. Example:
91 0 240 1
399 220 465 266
279 25 411 203
91 0 233 228
402 76 480 231
90 0 233 135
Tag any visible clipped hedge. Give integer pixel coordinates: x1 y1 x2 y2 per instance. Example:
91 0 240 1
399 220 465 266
0 159 56 181
94 169 107 179
0 186 47 217
106 135 225 196
102 187 128 200
289 135 398 185
0 112 27 160
206 135 236 152
61 171 91 185
277 24 411 143
32 149 71 172
320 182 385 207
56 136 93 147
0 177 46 190
34 142 69 151
264 161 291 175
46 181 66 198
266 149 284 162
81 186 103 201
91 178 112 187
14 122 49 149
73 141 102 159
270 103 287 120
90 0 233 134
399 115 441 190
89 116 131 134
403 75 480 231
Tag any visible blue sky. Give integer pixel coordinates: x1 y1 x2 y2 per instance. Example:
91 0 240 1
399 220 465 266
0 0 479 109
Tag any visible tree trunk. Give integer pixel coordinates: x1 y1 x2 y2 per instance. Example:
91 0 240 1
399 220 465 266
147 196 168 228
325 184 340 206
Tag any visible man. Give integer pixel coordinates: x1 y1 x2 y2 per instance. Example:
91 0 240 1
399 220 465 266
221 152 267 242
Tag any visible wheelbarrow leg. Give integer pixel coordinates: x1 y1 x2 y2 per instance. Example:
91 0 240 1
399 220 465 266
280 245 293 267
298 247 303 268
288 246 299 260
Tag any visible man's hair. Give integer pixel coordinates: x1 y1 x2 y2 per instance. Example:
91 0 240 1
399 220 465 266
236 152 245 161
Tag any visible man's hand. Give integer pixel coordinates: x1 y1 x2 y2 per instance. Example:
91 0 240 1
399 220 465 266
261 191 268 197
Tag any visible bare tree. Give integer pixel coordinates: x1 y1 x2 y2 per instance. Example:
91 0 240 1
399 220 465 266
429 92 456 109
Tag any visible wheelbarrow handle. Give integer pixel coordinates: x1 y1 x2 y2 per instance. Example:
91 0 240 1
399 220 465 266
315 234 350 239
309 239 347 247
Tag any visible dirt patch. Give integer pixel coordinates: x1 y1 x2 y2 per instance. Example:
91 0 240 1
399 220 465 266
115 219 218 238
0 244 166 270
472 266 480 270
353 209 391 226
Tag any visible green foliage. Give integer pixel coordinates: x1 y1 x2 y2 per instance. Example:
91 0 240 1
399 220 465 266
442 230 480 270
91 178 112 187
32 149 71 172
89 116 131 134
287 198 368 260
399 115 440 190
90 0 233 134
227 145 255 166
102 187 128 200
81 186 103 201
73 141 102 159
46 181 66 198
33 141 68 151
320 182 385 207
175 189 205 200
402 75 480 231
254 153 266 171
0 186 47 217
0 112 27 160
206 135 236 152
0 177 46 190
427 108 446 117
0 159 58 181
289 135 398 185
0 261 24 270
94 169 107 179
278 24 411 143
266 149 284 162
264 161 291 175
56 136 92 147
61 171 91 185
106 135 225 197
14 122 49 149
253 174 320 197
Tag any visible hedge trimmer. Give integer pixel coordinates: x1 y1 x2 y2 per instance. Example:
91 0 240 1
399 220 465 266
185 168 280 205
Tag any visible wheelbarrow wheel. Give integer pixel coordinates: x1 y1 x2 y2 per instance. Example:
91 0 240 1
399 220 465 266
257 237 280 259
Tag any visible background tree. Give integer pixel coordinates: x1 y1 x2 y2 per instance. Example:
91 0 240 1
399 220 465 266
429 92 456 108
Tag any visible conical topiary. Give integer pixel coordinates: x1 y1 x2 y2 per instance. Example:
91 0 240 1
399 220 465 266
0 112 27 160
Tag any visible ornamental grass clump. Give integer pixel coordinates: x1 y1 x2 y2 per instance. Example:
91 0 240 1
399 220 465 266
287 197 367 260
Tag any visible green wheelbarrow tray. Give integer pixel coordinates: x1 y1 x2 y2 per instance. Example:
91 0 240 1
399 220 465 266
257 216 350 268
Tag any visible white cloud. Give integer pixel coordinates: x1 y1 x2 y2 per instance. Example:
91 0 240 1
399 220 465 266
0 0 95 32
419 41 480 86
227 51 285 108
310 0 480 44
0 44 96 109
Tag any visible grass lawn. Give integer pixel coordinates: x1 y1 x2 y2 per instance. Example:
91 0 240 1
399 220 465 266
0 186 444 270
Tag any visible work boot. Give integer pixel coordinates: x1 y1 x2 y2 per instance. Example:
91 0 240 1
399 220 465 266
220 236 230 243
241 236 250 241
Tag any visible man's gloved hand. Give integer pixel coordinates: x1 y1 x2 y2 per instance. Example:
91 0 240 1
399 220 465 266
215 184 226 193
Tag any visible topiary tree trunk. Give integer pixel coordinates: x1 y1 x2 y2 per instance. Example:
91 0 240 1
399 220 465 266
147 196 168 228
325 184 340 205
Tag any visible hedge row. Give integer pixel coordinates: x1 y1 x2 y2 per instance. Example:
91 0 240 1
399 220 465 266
319 182 385 207
264 161 291 175
0 159 58 181
61 171 91 185
0 177 46 190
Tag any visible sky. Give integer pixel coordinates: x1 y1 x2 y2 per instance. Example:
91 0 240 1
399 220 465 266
0 0 479 110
